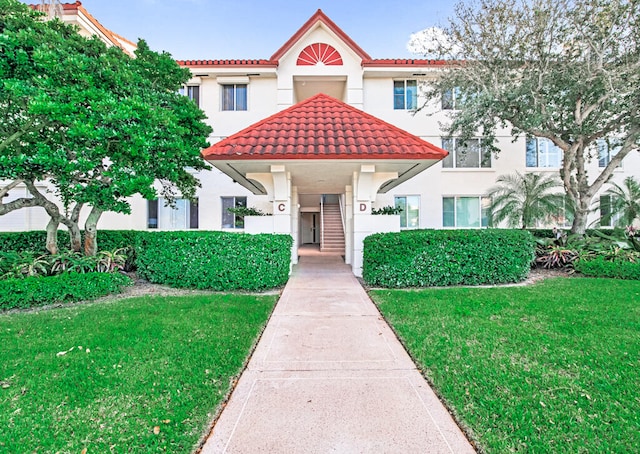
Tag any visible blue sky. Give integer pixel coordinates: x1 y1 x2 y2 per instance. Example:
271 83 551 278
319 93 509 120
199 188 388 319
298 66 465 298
68 0 457 60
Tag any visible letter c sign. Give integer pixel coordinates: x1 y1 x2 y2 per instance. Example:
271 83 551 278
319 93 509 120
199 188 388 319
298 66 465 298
359 203 367 212
278 203 286 212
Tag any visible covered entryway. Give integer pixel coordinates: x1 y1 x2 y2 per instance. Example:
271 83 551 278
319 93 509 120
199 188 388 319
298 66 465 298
200 93 448 276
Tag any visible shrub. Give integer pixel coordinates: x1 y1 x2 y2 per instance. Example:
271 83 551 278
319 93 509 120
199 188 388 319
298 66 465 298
574 256 640 280
0 230 139 270
363 229 535 288
135 231 292 291
0 272 132 311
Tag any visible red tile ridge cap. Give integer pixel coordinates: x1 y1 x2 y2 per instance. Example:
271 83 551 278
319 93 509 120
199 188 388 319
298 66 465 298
270 9 371 62
362 58 451 67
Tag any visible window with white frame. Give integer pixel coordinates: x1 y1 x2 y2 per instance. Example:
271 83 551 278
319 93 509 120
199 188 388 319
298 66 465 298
393 80 417 110
221 196 247 229
394 195 420 228
147 198 198 230
221 84 247 111
442 196 490 228
179 85 200 107
599 195 621 227
526 137 562 168
597 139 621 168
441 87 461 110
441 137 491 168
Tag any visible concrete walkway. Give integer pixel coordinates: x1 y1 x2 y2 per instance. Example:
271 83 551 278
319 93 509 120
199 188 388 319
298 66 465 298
200 253 475 453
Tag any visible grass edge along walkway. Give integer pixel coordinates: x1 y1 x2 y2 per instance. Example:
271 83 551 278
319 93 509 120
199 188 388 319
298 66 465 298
0 293 277 453
370 277 640 453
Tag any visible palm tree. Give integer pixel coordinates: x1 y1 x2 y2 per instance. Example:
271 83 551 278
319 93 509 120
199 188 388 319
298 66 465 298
487 172 566 229
603 176 640 227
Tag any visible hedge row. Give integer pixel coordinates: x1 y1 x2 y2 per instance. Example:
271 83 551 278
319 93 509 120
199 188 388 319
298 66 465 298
135 231 293 291
0 272 132 311
0 230 139 253
574 257 640 280
363 229 535 288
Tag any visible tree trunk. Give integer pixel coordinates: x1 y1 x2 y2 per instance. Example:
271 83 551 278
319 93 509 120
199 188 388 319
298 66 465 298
68 224 82 252
45 217 59 255
84 207 103 256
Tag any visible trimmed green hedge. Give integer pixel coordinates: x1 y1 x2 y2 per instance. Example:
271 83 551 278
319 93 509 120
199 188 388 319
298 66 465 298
574 257 640 280
363 229 535 288
0 230 139 252
135 231 292 291
0 272 132 311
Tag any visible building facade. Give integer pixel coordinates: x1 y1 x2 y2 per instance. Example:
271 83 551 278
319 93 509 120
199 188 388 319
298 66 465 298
3 5 639 274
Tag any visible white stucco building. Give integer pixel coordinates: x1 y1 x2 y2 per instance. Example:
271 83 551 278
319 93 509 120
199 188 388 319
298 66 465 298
3 5 639 275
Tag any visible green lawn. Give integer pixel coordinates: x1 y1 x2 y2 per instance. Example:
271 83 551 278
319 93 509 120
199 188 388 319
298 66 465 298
370 278 640 453
0 293 277 453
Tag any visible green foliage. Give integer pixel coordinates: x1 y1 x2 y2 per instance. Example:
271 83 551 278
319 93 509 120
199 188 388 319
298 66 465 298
487 172 567 228
363 229 535 287
135 231 292 291
0 293 276 451
574 256 640 280
0 0 212 254
0 230 139 270
371 278 640 452
535 245 577 269
0 272 132 311
602 176 640 227
372 205 403 215
227 206 267 216
415 0 640 233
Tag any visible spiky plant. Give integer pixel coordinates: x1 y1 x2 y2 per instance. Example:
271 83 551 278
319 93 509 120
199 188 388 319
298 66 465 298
604 177 640 227
487 172 566 229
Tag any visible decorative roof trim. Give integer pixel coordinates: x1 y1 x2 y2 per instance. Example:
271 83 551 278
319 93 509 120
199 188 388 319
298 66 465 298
270 9 371 62
177 59 279 68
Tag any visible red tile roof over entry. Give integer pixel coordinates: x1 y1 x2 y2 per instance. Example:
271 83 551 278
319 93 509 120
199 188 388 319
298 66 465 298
201 94 448 161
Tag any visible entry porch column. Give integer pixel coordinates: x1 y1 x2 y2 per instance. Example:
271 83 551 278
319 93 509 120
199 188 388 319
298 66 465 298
351 165 399 277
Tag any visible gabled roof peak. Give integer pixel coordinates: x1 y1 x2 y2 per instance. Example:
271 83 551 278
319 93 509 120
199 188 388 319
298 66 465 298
270 9 372 62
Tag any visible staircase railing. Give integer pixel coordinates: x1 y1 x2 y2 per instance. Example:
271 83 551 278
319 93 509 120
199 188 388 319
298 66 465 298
320 195 325 250
338 194 346 234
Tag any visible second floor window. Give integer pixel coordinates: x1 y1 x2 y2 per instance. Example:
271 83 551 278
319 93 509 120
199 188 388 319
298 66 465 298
179 85 200 107
222 84 247 111
393 80 417 110
441 137 491 168
441 87 461 110
526 137 562 168
598 139 621 168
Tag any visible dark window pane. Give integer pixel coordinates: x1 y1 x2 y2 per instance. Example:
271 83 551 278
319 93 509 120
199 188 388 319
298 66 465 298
393 81 405 110
441 89 453 109
526 138 538 167
189 199 199 229
441 138 453 168
221 197 235 228
406 80 417 110
222 85 234 111
442 197 455 227
236 85 247 110
147 199 158 229
189 86 200 107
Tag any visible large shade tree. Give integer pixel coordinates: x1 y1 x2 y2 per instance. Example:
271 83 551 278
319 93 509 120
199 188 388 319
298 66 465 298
0 0 212 254
411 0 640 233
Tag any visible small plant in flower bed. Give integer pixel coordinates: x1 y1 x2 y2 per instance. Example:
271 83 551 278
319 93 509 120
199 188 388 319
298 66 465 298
372 205 403 215
0 249 127 280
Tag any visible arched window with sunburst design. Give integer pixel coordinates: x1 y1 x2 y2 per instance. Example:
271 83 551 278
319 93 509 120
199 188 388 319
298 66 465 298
296 43 343 66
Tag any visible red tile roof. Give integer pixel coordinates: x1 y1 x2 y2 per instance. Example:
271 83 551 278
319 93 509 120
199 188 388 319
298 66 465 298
201 94 448 161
